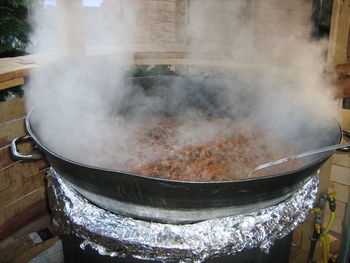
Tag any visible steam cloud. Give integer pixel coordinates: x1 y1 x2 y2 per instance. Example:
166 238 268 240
26 0 338 174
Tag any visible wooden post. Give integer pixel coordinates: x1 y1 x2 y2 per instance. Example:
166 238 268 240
56 0 86 58
174 0 189 75
327 0 350 65
175 0 188 46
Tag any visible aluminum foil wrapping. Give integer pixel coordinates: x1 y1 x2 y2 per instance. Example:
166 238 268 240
47 168 319 262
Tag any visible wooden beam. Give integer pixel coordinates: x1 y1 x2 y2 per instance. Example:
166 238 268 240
327 0 350 65
0 166 48 208
175 0 187 45
340 109 350 130
0 78 24 91
0 199 49 241
0 145 16 171
0 55 35 83
56 0 86 58
0 117 26 148
0 187 47 229
0 98 25 123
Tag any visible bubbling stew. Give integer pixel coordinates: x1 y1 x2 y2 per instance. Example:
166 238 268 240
128 117 296 181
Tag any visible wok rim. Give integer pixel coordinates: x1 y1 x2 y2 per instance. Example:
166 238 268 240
25 109 342 185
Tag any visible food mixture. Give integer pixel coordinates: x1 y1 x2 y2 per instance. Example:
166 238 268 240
128 117 296 182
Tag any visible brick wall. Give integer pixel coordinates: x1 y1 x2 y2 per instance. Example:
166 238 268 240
182 0 313 63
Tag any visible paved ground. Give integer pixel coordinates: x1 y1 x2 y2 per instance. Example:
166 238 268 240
28 240 64 263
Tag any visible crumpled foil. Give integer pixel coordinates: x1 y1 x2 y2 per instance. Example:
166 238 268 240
47 168 319 263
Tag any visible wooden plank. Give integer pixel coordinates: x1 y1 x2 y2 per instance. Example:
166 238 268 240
0 165 11 192
142 11 176 23
175 0 187 45
189 7 244 20
0 187 46 227
133 0 176 13
335 63 350 75
348 29 350 60
134 51 187 60
330 165 350 186
289 246 308 263
0 78 24 91
327 0 350 65
141 28 176 44
0 199 48 241
0 117 26 148
0 98 26 123
0 69 29 84
255 37 309 57
292 227 302 247
329 181 350 203
146 30 176 42
142 21 175 34
0 55 35 83
255 7 311 25
335 78 350 98
189 0 254 14
340 109 350 130
255 20 310 38
0 165 48 208
256 0 312 11
333 153 350 168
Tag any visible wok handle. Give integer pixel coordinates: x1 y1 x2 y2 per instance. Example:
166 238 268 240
11 135 43 160
248 140 350 177
337 130 350 152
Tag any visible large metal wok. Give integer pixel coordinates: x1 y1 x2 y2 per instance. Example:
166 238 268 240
11 76 350 224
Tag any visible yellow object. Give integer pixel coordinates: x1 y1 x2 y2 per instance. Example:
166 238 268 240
319 192 337 263
311 208 322 215
322 211 336 263
320 235 328 263
315 223 322 234
324 211 336 236
328 192 337 200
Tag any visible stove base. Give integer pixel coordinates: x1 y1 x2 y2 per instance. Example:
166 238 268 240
61 233 292 263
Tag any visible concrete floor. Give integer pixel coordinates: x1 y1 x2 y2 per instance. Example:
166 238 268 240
28 240 64 263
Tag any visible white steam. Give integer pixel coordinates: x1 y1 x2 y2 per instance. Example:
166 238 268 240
26 0 338 173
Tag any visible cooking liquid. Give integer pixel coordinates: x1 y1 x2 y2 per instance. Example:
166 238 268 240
126 116 296 182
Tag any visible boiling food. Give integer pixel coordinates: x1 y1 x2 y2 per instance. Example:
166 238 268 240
128 117 296 181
